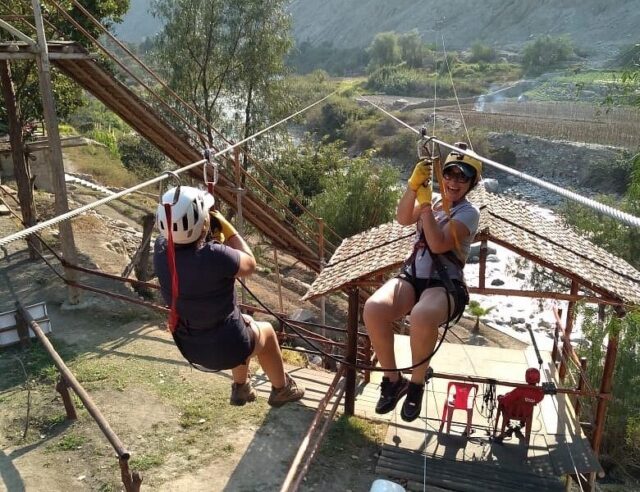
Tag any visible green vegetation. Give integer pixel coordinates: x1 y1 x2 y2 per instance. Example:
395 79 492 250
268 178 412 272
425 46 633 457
118 133 167 179
466 300 496 332
469 42 497 63
563 153 640 270
129 453 164 471
522 35 574 75
51 433 86 451
64 146 139 188
288 41 370 75
270 136 400 238
576 308 640 482
311 152 401 238
152 0 293 151
562 152 640 484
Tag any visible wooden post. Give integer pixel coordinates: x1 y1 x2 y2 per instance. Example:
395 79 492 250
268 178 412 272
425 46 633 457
478 239 488 289
345 287 359 416
14 312 31 349
591 333 618 457
31 0 80 304
559 281 579 381
273 247 284 313
552 308 562 365
0 60 42 259
56 375 78 420
575 357 587 421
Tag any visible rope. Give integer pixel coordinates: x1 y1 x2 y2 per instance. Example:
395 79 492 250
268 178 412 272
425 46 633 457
0 90 337 248
361 98 640 229
240 278 450 373
441 35 473 150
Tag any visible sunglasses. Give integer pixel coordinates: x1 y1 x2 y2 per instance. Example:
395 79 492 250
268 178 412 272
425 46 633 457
442 169 471 184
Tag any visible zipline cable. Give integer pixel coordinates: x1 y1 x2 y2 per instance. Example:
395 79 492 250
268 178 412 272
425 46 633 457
0 90 337 248
362 97 640 229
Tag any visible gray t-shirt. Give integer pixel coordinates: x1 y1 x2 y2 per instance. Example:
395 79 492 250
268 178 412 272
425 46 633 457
408 196 480 281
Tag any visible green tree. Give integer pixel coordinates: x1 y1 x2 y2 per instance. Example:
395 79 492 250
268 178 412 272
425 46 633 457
522 35 574 75
466 300 496 332
311 152 401 238
367 32 401 71
118 133 167 179
398 30 424 68
152 0 292 153
0 0 129 126
270 137 347 215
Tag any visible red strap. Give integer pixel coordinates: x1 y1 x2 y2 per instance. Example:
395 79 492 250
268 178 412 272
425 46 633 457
164 203 179 333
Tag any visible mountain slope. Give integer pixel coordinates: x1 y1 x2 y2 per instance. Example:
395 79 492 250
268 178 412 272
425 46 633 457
288 0 638 56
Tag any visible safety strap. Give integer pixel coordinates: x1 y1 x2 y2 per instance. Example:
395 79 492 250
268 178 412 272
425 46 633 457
163 203 179 333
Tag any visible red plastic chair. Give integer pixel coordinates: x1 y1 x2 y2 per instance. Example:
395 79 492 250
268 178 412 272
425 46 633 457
493 386 544 452
439 382 478 436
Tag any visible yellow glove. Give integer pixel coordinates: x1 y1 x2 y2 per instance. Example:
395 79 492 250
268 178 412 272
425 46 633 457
416 185 432 206
209 210 238 241
408 159 432 192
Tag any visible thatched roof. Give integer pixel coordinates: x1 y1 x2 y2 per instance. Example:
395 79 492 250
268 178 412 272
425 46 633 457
303 188 640 306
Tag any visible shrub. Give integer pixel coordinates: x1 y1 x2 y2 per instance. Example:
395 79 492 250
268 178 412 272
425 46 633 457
522 35 574 75
469 42 496 63
311 153 401 238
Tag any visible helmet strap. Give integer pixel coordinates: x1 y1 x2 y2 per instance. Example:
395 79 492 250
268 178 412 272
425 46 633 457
163 203 180 333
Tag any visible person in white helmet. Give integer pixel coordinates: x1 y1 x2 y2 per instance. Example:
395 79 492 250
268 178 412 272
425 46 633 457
364 143 482 422
153 186 304 407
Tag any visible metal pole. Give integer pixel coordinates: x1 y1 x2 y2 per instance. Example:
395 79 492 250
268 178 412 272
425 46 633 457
318 219 326 332
279 367 345 492
234 147 246 305
345 287 359 416
16 302 130 458
31 0 80 304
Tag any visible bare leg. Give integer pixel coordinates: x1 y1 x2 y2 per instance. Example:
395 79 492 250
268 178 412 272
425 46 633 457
409 287 452 384
363 278 415 381
231 364 250 384
248 319 286 388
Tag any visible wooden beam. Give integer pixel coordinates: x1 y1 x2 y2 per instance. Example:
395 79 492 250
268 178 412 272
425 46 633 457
474 233 626 304
467 287 620 305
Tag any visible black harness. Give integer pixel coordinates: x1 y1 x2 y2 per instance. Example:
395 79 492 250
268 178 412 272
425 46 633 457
401 219 469 325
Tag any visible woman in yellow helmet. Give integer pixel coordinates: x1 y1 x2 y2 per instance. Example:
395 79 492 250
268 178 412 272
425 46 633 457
364 144 482 422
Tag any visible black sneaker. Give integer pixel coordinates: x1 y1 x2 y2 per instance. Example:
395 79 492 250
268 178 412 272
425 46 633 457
401 382 424 422
375 376 409 414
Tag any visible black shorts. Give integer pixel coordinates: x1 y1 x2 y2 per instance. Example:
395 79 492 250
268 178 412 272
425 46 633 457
397 269 469 324
172 313 256 371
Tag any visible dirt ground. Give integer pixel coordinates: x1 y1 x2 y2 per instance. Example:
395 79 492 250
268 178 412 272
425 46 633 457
0 186 523 491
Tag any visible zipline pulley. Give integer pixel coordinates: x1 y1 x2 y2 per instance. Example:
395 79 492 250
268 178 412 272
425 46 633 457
202 148 219 194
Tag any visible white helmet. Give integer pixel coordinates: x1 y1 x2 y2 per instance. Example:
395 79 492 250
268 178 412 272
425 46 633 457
156 186 214 244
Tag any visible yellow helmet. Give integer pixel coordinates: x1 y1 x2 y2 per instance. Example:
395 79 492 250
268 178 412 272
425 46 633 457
443 142 482 186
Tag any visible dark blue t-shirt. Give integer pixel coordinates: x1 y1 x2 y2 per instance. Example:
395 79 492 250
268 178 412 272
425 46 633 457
154 236 241 329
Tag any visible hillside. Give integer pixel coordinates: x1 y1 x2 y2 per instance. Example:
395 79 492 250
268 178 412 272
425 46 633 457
289 0 638 58
114 0 638 60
